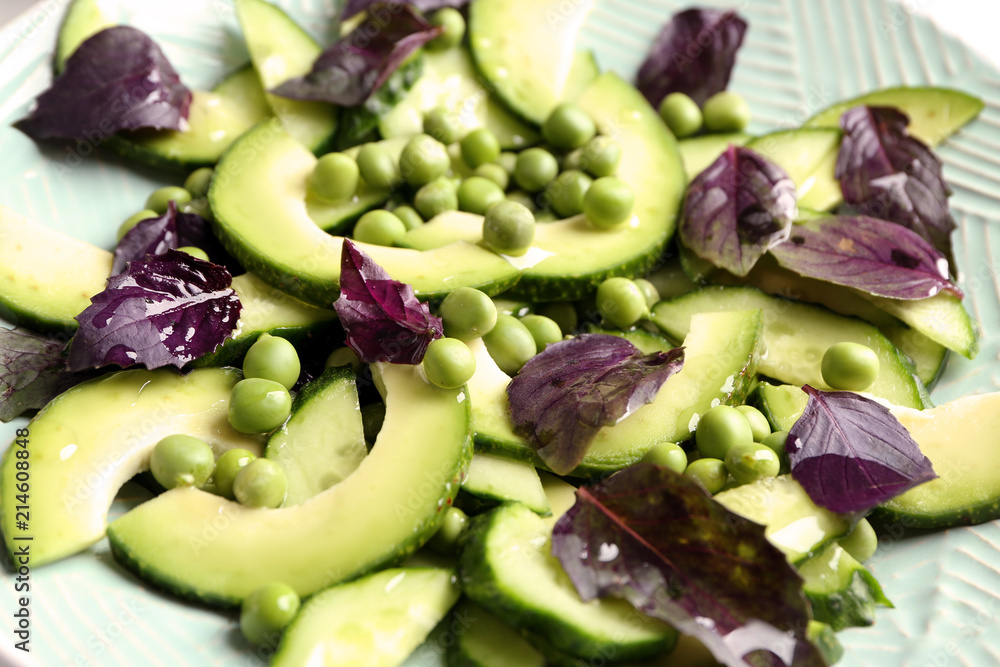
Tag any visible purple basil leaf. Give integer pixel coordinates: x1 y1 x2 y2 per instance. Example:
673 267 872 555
552 464 825 667
112 202 237 275
770 215 961 300
333 239 443 364
681 145 797 277
836 105 956 263
67 249 241 371
14 26 191 142
272 4 441 107
507 335 684 475
342 0 469 18
636 8 748 108
787 386 937 515
0 328 88 422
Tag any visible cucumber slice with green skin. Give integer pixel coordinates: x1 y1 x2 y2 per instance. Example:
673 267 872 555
804 86 984 147
745 128 842 211
0 368 265 566
271 567 460 667
582 324 676 354
460 452 551 516
445 600 546 667
459 503 678 662
874 393 1000 528
235 0 338 155
468 309 761 476
469 0 596 124
751 382 807 433
798 541 892 631
0 205 111 334
651 286 930 409
715 475 851 564
883 324 949 389
106 363 471 606
265 366 366 506
677 132 751 178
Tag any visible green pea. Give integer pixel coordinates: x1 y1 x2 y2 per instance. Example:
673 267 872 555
695 405 754 460
361 402 386 443
839 517 878 562
632 278 660 309
684 458 728 495
496 151 518 176
821 342 880 391
240 582 300 647
482 200 535 256
309 152 359 203
183 168 214 199
519 314 563 352
175 246 210 262
422 337 477 389
212 448 257 500
150 434 215 490
760 430 788 459
243 333 301 390
482 314 537 375
356 143 400 189
640 442 688 474
233 458 287 508
725 442 780 485
736 405 772 442
596 277 648 330
702 91 751 133
228 378 292 434
392 205 424 230
400 134 450 187
427 7 465 51
145 186 192 214
584 176 635 228
440 287 498 340
423 106 463 145
546 169 592 218
474 163 510 190
542 102 597 150
538 302 578 335
428 506 469 554
505 190 538 212
461 127 501 169
579 135 622 178
325 346 361 371
414 177 459 220
457 176 506 215
117 209 159 240
658 92 703 138
353 210 407 246
514 148 559 192
181 198 213 221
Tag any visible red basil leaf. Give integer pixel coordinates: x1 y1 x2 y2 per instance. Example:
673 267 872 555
67 250 241 371
551 464 825 667
507 335 684 475
0 328 88 422
14 26 191 142
787 386 937 515
272 4 441 107
769 215 960 300
681 145 797 277
333 239 443 364
836 105 956 263
636 8 748 108
342 0 469 18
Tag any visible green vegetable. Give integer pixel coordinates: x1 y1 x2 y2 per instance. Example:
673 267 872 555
440 286 498 340
684 457 728 494
595 277 647 329
427 7 466 51
228 378 293 434
357 142 401 189
547 169 592 217
458 176 506 215
212 448 257 500
183 168 214 198
542 102 596 149
482 200 535 256
240 582 300 647
415 177 459 220
583 176 634 228
150 434 215 490
233 458 287 508
145 186 192 214
400 133 451 186
640 441 688 474
579 135 622 178
242 333 301 390
839 518 878 562
695 405 754 460
519 314 563 351
392 205 424 230
702 90 751 132
482 313 537 375
117 209 158 240
821 341 880 391
175 246 209 261
514 148 559 192
475 162 510 190
658 92 703 138
353 210 407 246
736 405 772 442
725 442 781 485
422 337 477 389
462 127 502 168
428 506 469 554
423 106 463 144
309 152 359 203
632 278 660 308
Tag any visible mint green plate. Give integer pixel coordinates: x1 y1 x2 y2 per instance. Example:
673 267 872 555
2 1 1000 666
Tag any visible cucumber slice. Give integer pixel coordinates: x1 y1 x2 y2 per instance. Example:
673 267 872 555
745 128 842 211
271 567 460 667
469 0 596 124
883 324 949 389
678 132 751 178
460 452 550 516
751 382 807 433
446 600 546 667
582 324 676 354
715 475 851 564
651 286 930 409
55 0 113 72
0 368 264 566
265 367 367 506
798 542 892 631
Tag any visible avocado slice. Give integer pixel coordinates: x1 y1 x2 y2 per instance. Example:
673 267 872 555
745 128 843 211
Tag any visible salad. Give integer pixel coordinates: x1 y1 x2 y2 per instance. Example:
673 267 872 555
1 0 999 665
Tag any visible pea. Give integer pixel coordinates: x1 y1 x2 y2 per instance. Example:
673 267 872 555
640 441 688 474
233 458 287 508
175 246 210 262
542 102 597 150
309 152 359 203
457 176 506 215
519 314 563 352
632 278 660 309
427 7 465 51
183 167 214 199
839 518 878 562
695 405 754 460
181 198 213 221
821 342 880 391
505 190 538 212
428 506 469 554
482 200 535 256
400 134 450 187
760 430 788 459
440 287 498 340
149 434 215 490
496 151 518 177
422 337 477 389
684 458 728 495
414 178 459 220
361 403 386 443
240 582 300 647
546 169 592 218
357 143 400 189
702 91 751 133
392 205 424 230
461 127 501 169
423 106 463 145
538 302 578 335
514 148 559 192
596 277 648 330
228 378 292 434
584 176 634 228
212 448 257 500
736 405 771 442
579 135 622 178
473 163 509 191
724 442 780 485
482 314 537 375
353 209 406 246
145 186 192 214
117 209 158 240
658 92 703 138
243 333 301 390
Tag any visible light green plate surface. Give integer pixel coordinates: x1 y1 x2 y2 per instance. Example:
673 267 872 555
2 1 1000 666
